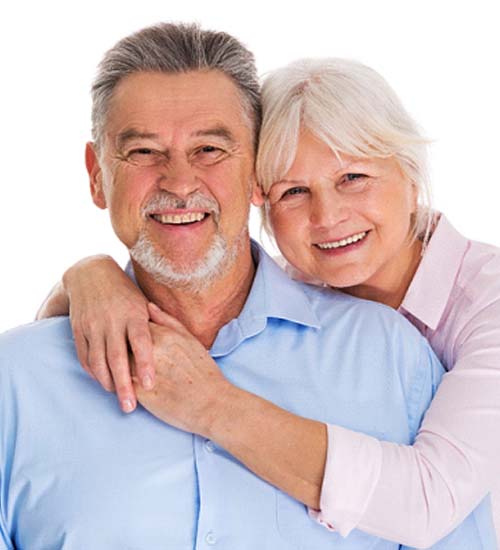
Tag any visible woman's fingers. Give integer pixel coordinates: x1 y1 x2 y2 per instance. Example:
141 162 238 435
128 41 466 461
148 302 190 336
72 325 96 381
73 317 142 413
105 328 137 413
128 319 155 390
86 329 115 392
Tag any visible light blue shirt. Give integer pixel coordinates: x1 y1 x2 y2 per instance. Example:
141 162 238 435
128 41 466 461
0 244 495 549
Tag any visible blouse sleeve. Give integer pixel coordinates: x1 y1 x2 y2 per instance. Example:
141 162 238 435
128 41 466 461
313 296 500 547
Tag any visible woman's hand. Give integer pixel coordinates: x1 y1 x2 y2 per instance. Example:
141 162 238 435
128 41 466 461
136 303 326 509
38 255 155 413
134 303 234 436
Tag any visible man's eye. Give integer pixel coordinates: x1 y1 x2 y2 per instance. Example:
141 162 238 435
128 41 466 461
195 145 227 165
125 148 164 166
130 148 155 157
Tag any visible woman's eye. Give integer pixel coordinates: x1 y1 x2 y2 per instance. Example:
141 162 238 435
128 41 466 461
338 173 369 192
345 173 365 181
282 187 309 198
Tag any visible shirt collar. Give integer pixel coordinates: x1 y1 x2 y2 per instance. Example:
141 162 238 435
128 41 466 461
125 242 320 357
242 241 321 327
399 214 469 330
210 241 320 357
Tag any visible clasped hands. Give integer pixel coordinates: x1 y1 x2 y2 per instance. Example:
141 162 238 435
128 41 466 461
59 256 234 434
132 303 233 437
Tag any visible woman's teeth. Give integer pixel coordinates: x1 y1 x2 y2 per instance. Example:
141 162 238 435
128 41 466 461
316 231 367 250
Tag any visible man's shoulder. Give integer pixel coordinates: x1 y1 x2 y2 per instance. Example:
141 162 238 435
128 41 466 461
0 317 75 372
300 282 442 374
302 283 422 339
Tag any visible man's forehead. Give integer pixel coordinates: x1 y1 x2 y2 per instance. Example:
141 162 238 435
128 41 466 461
106 70 252 143
110 70 242 112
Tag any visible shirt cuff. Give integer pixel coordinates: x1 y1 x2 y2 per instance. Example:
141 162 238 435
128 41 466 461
309 424 383 537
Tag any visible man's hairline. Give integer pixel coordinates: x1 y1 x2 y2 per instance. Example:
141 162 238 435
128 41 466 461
93 68 258 156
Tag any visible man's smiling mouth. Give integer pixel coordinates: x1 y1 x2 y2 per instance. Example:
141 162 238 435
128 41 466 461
150 212 210 225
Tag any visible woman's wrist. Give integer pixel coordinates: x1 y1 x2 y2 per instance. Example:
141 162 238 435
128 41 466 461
203 381 248 442
62 255 116 294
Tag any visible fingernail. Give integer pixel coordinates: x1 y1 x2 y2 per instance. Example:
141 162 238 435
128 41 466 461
122 399 135 413
149 302 160 311
142 374 153 390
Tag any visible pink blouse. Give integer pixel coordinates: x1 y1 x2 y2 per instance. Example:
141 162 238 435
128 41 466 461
313 215 500 546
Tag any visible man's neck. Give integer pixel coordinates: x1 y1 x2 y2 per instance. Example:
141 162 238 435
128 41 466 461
132 244 256 349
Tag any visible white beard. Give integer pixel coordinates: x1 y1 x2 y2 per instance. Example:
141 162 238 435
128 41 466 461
129 229 243 292
129 189 250 292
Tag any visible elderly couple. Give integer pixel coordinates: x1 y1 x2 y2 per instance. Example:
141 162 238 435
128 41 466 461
1 22 499 550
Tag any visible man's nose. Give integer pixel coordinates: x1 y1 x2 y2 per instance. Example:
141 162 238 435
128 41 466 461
310 187 350 228
156 156 201 198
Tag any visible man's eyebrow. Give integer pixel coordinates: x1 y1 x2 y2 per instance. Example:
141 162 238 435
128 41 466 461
116 129 160 150
193 126 237 145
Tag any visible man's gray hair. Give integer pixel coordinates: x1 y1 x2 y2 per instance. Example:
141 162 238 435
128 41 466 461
91 22 261 150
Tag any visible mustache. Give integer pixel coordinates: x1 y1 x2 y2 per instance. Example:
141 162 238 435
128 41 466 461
142 192 220 216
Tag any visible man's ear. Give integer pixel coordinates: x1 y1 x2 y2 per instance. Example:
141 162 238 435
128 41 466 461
85 142 107 209
251 178 265 207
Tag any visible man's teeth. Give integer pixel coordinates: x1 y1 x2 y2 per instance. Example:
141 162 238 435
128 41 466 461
152 212 206 224
316 231 367 250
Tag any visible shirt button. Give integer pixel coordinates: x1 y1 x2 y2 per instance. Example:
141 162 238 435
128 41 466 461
204 439 216 452
205 530 217 545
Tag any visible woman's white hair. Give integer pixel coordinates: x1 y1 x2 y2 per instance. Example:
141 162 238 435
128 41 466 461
256 58 433 241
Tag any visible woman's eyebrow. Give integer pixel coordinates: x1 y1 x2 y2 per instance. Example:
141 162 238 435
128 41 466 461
274 178 305 185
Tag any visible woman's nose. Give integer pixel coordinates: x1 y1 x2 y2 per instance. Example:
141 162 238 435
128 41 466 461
310 187 350 228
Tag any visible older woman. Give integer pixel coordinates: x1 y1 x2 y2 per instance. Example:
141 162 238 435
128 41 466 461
39 59 500 546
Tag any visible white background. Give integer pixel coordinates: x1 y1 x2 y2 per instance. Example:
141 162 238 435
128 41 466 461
1 0 499 333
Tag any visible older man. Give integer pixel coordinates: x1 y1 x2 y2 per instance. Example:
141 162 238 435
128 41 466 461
0 23 494 550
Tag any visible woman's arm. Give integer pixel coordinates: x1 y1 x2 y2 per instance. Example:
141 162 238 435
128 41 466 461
36 281 70 320
40 257 500 546
318 299 500 546
138 303 499 547
39 260 329 508
135 305 328 509
37 255 155 412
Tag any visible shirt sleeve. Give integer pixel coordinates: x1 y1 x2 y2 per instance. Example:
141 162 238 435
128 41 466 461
313 297 500 547
0 360 13 550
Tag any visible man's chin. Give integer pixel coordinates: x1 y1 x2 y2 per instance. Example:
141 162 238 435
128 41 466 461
129 232 232 291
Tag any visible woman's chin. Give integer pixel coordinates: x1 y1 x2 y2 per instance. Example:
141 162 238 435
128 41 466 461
314 266 374 291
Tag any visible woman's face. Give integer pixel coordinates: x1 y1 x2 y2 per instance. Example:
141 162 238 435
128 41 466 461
267 130 419 294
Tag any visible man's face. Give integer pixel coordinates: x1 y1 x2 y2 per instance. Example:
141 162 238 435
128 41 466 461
87 70 262 287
